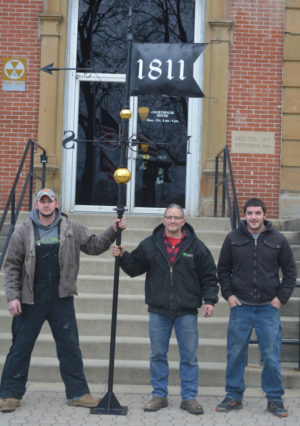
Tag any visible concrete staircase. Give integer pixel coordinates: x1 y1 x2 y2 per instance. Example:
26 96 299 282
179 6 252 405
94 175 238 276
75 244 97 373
0 214 300 390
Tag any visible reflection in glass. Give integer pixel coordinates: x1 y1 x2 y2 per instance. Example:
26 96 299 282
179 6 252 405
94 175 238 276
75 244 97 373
76 82 124 205
77 1 195 71
76 1 195 208
135 96 188 207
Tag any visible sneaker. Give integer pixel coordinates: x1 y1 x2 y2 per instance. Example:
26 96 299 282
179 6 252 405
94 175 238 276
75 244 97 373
67 394 101 408
0 398 20 413
144 396 168 412
267 401 288 418
216 397 243 412
180 399 204 415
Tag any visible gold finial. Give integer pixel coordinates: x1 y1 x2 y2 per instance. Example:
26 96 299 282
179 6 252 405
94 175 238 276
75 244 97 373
120 108 132 120
113 167 131 184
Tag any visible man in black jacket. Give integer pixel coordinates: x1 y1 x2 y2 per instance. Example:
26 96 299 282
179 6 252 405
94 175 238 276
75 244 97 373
216 198 297 418
112 204 218 415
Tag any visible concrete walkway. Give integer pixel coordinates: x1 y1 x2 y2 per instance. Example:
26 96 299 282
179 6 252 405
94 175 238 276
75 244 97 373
1 384 300 425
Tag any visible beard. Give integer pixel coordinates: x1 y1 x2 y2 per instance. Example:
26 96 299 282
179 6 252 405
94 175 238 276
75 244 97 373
39 210 55 218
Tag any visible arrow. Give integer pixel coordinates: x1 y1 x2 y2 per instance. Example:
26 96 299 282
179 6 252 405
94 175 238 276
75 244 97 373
40 63 95 75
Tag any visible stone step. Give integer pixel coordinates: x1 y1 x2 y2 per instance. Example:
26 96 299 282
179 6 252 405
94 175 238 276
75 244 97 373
7 213 300 242
79 244 222 260
76 275 300 298
1 272 299 297
81 226 231 246
0 309 297 341
78 225 300 247
46 251 300 276
0 334 229 363
291 245 300 260
65 214 233 232
1 213 299 390
0 290 299 317
11 213 232 231
93 247 299 267
283 231 300 245
1 332 298 364
76 295 299 318
0 310 229 338
0 356 298 388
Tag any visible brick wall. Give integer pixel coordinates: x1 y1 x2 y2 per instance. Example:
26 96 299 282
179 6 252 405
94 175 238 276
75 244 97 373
0 1 43 209
0 1 286 218
227 0 284 218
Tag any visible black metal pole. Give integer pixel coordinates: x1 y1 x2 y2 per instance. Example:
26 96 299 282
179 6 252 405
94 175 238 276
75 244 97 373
29 139 34 211
214 154 219 217
91 1 133 416
91 182 127 415
222 151 226 217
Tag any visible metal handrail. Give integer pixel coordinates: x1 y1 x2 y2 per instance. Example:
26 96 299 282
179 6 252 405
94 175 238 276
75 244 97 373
0 138 47 269
214 145 240 229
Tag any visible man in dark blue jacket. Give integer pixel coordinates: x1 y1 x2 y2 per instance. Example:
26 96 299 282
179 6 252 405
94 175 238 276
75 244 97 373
216 198 297 418
113 204 218 415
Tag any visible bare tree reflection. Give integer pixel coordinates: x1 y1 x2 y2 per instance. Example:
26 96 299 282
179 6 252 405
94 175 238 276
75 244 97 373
76 0 195 206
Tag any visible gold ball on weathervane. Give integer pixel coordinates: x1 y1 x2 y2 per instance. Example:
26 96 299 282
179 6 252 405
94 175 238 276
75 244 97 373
114 167 131 184
120 108 132 120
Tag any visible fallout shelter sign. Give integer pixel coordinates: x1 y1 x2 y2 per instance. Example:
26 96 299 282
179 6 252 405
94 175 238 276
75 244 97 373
2 58 27 91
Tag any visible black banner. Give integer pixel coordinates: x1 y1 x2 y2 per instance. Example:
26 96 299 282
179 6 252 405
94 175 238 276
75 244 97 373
129 43 207 97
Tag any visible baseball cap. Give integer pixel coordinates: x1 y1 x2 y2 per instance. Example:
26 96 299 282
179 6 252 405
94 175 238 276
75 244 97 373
36 188 57 201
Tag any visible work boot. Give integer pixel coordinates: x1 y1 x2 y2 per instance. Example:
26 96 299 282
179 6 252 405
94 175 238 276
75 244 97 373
67 394 101 408
144 396 168 412
180 399 204 415
267 401 288 418
0 398 20 413
216 397 243 412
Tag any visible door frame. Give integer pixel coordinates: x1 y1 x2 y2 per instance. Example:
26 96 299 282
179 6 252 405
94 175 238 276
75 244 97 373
61 0 206 216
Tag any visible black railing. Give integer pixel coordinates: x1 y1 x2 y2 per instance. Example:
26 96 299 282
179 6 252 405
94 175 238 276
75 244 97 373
0 138 47 269
214 145 240 230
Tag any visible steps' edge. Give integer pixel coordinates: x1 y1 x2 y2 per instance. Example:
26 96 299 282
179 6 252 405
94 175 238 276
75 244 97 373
24 381 300 397
0 356 299 376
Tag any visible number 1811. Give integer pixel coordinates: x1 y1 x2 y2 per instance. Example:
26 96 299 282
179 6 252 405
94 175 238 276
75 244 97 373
137 58 187 81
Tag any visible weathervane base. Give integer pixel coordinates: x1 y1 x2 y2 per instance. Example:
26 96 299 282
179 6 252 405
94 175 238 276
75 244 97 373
90 391 128 416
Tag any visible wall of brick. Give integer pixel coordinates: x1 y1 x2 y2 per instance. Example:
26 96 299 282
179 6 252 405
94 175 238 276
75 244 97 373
0 1 288 218
0 1 43 209
227 0 285 218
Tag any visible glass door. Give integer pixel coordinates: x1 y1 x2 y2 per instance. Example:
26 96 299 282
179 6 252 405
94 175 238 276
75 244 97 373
128 96 189 213
62 0 204 215
75 80 124 208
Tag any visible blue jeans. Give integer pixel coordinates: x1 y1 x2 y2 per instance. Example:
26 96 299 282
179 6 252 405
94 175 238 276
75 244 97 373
225 303 284 402
149 312 199 400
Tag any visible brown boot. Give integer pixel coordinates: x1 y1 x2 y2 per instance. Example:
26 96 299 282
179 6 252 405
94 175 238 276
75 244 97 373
180 399 204 415
0 398 20 413
144 396 168 412
67 394 101 408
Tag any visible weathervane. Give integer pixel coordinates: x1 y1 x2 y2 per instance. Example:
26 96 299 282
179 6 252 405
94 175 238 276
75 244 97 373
40 0 207 416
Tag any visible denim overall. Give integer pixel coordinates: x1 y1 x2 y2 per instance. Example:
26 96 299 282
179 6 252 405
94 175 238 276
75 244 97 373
0 224 90 400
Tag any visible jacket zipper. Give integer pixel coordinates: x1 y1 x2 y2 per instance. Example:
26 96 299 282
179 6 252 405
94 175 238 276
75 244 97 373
156 238 193 312
253 237 258 300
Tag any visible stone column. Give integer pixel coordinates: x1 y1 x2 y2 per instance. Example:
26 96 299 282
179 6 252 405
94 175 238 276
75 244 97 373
200 0 233 216
280 0 300 217
36 0 68 196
